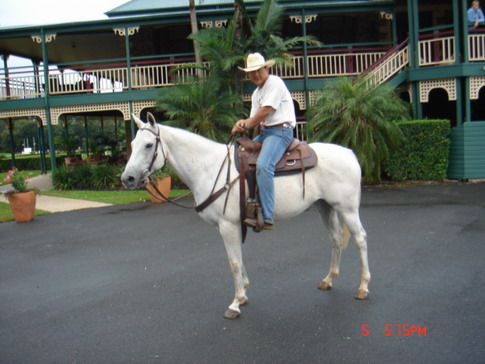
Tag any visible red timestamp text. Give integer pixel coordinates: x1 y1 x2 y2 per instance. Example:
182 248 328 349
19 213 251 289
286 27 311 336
361 324 427 336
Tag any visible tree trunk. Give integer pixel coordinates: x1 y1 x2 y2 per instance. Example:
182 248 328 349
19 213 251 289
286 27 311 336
233 1 245 106
189 0 203 78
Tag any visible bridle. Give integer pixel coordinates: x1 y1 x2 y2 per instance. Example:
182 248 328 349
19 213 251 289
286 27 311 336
139 124 192 209
138 124 239 212
139 124 165 177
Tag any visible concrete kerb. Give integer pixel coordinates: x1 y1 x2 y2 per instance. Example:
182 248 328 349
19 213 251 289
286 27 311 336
0 173 112 213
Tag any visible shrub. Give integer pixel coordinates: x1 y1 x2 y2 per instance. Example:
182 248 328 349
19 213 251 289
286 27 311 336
73 164 94 189
306 78 410 182
0 155 64 171
52 164 119 190
52 166 75 190
92 165 117 189
384 119 450 181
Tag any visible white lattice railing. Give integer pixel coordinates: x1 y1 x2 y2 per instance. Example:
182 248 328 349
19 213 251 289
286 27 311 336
419 36 455 66
295 121 308 141
47 68 127 94
0 77 43 99
1 53 386 100
270 52 385 79
272 56 305 79
4 32 485 102
307 52 385 78
362 34 467 88
468 33 485 61
0 61 216 99
363 46 409 88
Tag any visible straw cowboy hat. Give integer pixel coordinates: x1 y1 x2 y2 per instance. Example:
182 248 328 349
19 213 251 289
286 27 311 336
238 52 276 72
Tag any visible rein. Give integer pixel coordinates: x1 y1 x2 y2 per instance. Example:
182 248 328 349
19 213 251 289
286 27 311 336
194 134 238 213
141 125 238 213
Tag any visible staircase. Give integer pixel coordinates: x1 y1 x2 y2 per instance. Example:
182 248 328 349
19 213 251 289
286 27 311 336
360 38 409 88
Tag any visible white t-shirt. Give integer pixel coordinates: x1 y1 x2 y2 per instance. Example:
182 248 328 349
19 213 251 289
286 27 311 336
250 75 296 128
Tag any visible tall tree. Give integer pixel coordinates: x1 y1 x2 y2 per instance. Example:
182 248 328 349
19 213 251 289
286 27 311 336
158 0 321 140
306 78 410 182
189 0 203 77
189 0 320 93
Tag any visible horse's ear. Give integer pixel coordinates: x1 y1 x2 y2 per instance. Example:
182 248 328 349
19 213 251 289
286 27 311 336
147 112 156 127
132 113 144 129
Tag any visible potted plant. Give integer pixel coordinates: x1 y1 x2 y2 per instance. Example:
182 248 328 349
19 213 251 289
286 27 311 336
55 136 81 167
145 168 172 203
87 135 106 164
3 168 37 222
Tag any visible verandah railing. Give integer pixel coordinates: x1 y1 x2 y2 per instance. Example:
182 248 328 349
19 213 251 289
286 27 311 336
3 32 485 101
363 30 485 88
0 49 386 100
361 38 409 88
468 29 485 61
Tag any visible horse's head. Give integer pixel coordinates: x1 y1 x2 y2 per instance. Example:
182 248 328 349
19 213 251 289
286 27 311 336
121 112 167 190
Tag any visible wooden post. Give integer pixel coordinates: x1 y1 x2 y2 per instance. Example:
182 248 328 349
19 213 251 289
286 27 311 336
7 118 16 168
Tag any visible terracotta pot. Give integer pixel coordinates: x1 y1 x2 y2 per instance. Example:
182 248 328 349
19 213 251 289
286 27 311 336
65 157 81 167
146 176 171 203
8 190 37 223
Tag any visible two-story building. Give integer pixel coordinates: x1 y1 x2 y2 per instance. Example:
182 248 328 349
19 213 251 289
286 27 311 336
1 0 484 179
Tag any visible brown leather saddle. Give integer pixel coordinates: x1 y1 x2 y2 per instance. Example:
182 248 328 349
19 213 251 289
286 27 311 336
236 135 318 176
235 135 318 239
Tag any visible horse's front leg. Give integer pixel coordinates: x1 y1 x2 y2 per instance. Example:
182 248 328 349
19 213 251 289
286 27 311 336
218 221 248 319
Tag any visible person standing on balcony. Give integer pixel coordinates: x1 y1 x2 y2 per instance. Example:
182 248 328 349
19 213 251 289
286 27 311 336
468 1 485 28
231 52 296 231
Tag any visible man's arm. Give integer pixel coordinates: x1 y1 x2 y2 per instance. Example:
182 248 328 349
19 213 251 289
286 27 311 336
232 106 273 134
479 8 485 22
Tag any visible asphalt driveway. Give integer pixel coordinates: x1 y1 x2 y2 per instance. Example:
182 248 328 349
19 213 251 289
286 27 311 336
1 182 484 363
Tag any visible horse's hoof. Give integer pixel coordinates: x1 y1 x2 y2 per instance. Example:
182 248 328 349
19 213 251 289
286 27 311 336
355 289 369 300
240 297 248 306
223 308 241 319
318 281 332 290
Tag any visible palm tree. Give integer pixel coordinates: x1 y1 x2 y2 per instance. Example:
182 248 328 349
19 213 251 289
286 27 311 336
243 0 320 66
188 10 245 94
156 76 240 142
306 78 410 182
189 0 320 93
158 0 321 141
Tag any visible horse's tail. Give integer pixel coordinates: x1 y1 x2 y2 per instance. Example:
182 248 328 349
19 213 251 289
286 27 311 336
342 223 351 250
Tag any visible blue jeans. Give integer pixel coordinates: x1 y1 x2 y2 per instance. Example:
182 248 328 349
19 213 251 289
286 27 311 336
253 126 294 223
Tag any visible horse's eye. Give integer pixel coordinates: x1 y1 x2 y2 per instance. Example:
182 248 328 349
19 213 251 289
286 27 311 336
146 143 153 149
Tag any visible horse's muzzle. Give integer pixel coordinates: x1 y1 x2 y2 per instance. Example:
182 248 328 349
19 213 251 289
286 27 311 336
121 173 139 190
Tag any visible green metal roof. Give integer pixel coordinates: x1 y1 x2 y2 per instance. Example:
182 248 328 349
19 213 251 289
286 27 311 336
106 0 261 17
106 0 394 17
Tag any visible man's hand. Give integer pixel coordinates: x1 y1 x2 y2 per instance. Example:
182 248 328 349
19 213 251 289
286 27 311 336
232 106 272 135
232 119 247 135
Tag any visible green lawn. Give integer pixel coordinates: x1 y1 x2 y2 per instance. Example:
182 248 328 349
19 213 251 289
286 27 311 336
0 203 49 223
40 189 189 204
0 189 190 223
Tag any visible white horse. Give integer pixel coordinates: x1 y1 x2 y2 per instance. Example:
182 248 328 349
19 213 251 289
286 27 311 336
121 113 371 319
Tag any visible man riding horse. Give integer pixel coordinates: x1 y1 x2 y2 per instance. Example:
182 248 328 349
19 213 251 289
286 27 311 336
232 52 296 231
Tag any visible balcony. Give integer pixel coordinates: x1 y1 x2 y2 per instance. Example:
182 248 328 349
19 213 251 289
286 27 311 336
363 30 485 88
2 32 485 104
0 48 387 101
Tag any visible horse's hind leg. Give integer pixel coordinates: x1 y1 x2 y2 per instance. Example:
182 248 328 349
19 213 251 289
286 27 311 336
340 210 371 299
315 200 347 291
